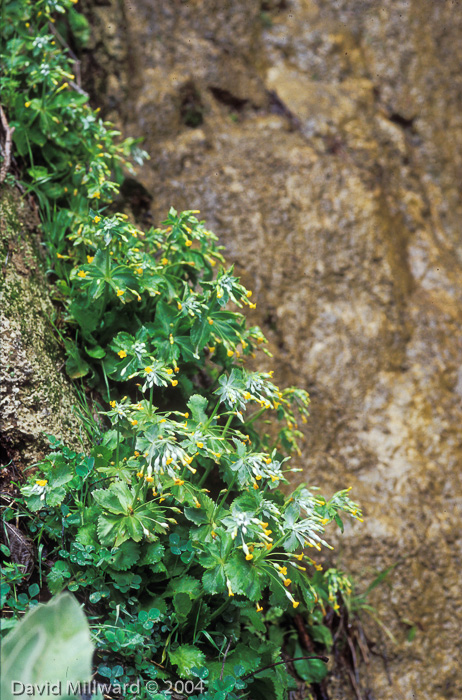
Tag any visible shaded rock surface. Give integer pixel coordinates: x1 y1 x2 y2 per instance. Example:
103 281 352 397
0 187 88 470
80 1 462 697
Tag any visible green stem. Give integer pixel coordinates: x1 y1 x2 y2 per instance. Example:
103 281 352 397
197 462 214 488
115 420 120 467
209 598 232 624
243 407 267 427
215 472 238 517
204 399 221 429
221 413 234 439
149 386 154 414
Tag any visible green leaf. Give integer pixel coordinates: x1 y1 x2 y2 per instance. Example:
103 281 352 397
108 541 141 571
93 482 133 514
173 592 193 623
97 513 130 547
169 645 206 679
224 554 262 601
65 343 90 379
85 344 106 359
166 576 201 599
292 642 328 683
1 594 93 700
309 625 333 650
187 394 209 424
138 542 165 566
202 566 226 595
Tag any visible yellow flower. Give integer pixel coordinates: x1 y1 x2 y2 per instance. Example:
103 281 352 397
177 301 182 310
159 497 165 503
145 366 152 373
25 101 31 108
246 290 252 297
118 350 127 358
278 566 288 575
208 318 214 325
131 420 138 426
93 216 101 223
116 289 125 296
136 471 144 478
246 553 254 561
255 474 262 481
244 391 251 400
174 478 184 486
171 379 178 387
77 270 87 278
265 542 272 550
196 442 204 448
209 346 216 353
185 240 192 247
184 412 189 418
249 302 256 309
194 498 201 509
136 267 143 275
265 458 271 465
284 578 292 587
292 601 300 609
166 368 173 374
87 255 94 263
211 530 217 538
294 553 304 561
253 482 259 490
57 253 66 259
256 603 263 612
161 258 169 265
227 349 234 357
145 476 154 483
35 479 47 487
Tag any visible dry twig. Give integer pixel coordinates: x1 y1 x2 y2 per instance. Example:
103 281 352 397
0 104 15 184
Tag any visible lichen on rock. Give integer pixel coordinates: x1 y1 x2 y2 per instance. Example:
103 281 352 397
0 186 88 468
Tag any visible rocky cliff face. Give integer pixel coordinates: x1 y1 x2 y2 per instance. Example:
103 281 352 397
0 187 88 468
67 0 462 696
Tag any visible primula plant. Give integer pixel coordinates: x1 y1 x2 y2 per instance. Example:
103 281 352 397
1 1 363 698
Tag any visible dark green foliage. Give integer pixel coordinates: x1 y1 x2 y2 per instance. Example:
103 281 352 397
1 1 363 697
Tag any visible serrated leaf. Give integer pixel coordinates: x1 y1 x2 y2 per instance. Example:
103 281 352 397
169 645 206 679
138 542 165 566
166 575 201 599
202 566 226 595
224 555 262 601
108 541 141 571
173 592 193 623
187 394 209 424
93 482 133 514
